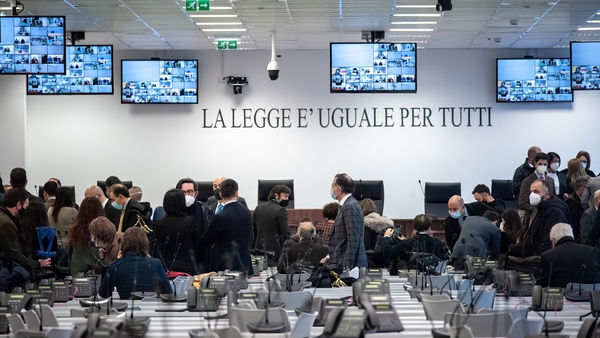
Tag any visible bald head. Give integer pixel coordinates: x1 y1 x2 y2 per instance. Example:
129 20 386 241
298 221 315 241
85 185 106 203
527 146 542 165
448 195 465 217
213 177 226 190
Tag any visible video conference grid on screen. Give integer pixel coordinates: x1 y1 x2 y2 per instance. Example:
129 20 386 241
330 43 416 93
27 45 113 95
0 16 65 74
571 41 600 91
496 58 572 102
121 60 198 104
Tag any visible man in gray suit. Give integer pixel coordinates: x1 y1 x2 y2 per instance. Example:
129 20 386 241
582 190 600 244
320 173 367 270
582 176 600 209
451 215 501 269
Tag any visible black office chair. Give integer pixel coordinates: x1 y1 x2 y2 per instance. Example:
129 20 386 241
97 180 133 197
491 179 516 210
352 180 385 215
38 185 75 200
257 180 294 209
195 181 214 204
424 182 461 219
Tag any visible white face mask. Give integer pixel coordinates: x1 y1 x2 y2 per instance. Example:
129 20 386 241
550 162 560 171
536 165 547 175
529 192 542 206
185 195 195 207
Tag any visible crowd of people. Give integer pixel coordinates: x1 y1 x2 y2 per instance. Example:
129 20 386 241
0 147 599 294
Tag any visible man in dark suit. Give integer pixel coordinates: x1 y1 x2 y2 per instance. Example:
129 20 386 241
206 176 247 214
277 219 328 273
85 185 121 227
253 184 291 257
522 180 572 257
445 195 494 251
472 184 505 215
9 167 43 204
565 176 588 242
109 184 152 233
201 179 253 273
536 223 600 288
320 173 367 270
42 180 57 210
583 191 600 245
512 146 541 200
582 176 600 209
518 152 556 224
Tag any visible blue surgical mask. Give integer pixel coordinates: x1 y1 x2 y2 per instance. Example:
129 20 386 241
449 210 462 219
330 188 336 200
112 201 123 210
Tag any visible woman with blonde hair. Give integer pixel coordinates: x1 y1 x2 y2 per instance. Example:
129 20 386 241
566 158 588 193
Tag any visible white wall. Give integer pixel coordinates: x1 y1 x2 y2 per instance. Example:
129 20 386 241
2 48 598 218
0 75 26 184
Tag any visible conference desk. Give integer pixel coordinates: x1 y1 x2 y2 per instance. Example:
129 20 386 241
37 269 589 337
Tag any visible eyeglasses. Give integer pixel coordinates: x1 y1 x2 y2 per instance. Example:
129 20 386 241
182 189 195 195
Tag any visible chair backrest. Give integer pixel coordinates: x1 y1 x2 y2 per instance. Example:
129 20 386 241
195 181 214 204
228 307 291 332
422 299 464 321
457 289 496 312
40 305 59 327
38 185 76 200
444 312 512 337
408 274 456 292
352 180 385 215
566 283 600 292
424 182 461 219
7 313 26 333
97 180 132 196
36 227 57 259
290 311 318 338
263 291 312 310
257 180 294 209
478 307 528 322
507 318 543 338
419 293 451 302
491 179 515 201
22 309 41 331
172 276 194 295
152 206 166 221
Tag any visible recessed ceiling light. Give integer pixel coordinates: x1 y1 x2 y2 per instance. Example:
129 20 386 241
391 21 438 25
395 5 436 8
202 28 247 32
587 20 600 23
196 22 243 25
578 27 600 31
390 28 435 32
189 14 238 18
212 6 233 10
394 14 441 17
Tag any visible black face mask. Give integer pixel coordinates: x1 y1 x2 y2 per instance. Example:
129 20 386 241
214 188 221 200
279 199 289 208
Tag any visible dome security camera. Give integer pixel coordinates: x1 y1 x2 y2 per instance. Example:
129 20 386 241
267 60 279 81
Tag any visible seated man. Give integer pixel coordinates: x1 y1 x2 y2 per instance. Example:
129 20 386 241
99 227 172 299
582 190 600 245
277 220 328 274
380 214 446 271
536 223 600 287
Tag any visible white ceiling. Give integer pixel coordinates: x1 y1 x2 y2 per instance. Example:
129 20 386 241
3 0 600 50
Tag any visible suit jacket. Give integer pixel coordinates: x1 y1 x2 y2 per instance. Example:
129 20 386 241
444 202 494 250
104 201 121 228
381 233 445 269
582 176 600 209
208 196 247 213
98 252 172 300
121 199 151 233
328 195 367 269
200 201 253 273
451 216 501 260
536 237 600 287
277 239 328 273
47 207 77 244
518 172 556 217
0 207 40 272
565 193 585 242
512 160 535 199
151 215 200 275
582 207 598 245
252 199 290 257
548 171 569 198
522 195 572 257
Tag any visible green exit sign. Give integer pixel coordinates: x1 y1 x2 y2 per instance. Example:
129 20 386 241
185 0 209 11
217 40 238 50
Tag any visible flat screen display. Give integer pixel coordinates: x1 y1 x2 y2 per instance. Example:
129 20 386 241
121 59 198 104
0 16 66 74
330 42 416 93
570 41 600 90
27 45 113 95
496 58 572 102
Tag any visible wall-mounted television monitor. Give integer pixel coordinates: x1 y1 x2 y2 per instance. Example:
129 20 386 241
121 59 198 104
330 42 416 93
496 58 572 102
0 16 66 74
570 41 600 90
27 45 113 95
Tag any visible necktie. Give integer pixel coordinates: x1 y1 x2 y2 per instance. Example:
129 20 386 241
216 204 224 214
540 175 545 180
117 210 125 232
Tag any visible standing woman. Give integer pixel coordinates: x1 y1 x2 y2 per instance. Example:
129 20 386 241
48 187 77 245
69 197 105 276
577 150 596 177
547 152 569 199
566 158 589 193
152 189 200 275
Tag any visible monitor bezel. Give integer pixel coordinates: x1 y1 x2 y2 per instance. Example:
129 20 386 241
570 40 600 91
